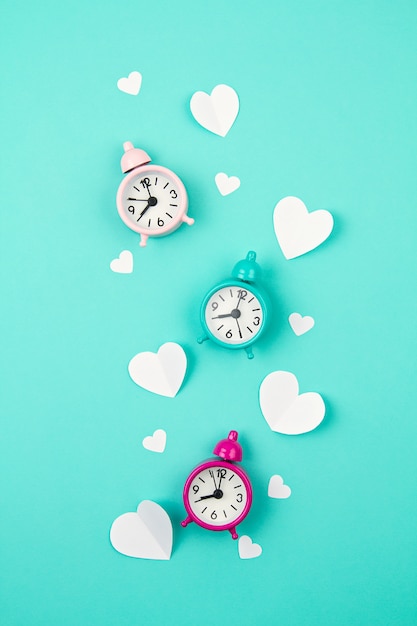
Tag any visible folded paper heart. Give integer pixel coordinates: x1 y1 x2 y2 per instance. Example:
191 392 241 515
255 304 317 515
288 312 315 336
128 342 187 398
273 196 334 259
117 71 142 96
238 535 262 559
142 429 166 453
215 172 241 196
268 475 292 499
190 84 239 137
110 250 133 274
110 500 172 560
259 370 325 435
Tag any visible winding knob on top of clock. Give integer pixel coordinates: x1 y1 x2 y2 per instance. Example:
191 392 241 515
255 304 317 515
213 430 243 462
120 141 151 172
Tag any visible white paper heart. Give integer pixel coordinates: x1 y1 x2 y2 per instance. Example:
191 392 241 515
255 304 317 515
110 500 172 560
273 196 334 259
238 535 262 560
288 312 315 336
259 371 325 435
190 84 239 137
128 342 187 398
215 172 241 196
142 429 166 453
117 71 142 96
268 475 292 499
110 250 133 274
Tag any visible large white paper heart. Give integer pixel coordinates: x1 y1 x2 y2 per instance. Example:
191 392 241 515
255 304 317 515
117 71 142 96
268 475 292 499
288 312 315 336
215 172 241 196
238 535 262 560
128 342 187 398
110 250 133 274
110 500 172 560
142 429 166 453
190 84 239 137
259 371 325 435
273 196 334 259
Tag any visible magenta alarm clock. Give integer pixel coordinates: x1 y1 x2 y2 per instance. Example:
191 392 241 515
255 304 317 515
181 431 253 540
116 141 194 247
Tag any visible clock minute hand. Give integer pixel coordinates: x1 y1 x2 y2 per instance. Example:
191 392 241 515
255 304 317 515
137 201 151 221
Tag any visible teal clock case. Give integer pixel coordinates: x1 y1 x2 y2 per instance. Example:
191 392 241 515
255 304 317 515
198 251 270 358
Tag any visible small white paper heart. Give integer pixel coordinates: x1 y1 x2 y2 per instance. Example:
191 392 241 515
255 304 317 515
215 172 241 196
288 312 315 336
142 429 166 453
117 71 142 96
128 342 187 398
110 250 133 274
190 84 239 137
259 371 325 435
110 500 172 560
273 196 334 259
238 535 262 560
268 475 292 499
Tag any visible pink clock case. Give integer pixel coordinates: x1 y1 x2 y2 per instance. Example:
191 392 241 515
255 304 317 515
181 431 253 540
116 142 194 247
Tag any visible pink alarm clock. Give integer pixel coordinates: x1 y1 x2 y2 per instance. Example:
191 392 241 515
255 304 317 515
116 142 194 247
181 431 253 540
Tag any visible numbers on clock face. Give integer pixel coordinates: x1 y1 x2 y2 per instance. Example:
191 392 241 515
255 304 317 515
204 286 264 344
123 171 180 230
188 466 248 526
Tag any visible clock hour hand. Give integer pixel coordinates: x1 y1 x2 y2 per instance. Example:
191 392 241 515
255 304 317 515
212 309 241 320
127 197 150 202
211 313 234 319
195 493 216 502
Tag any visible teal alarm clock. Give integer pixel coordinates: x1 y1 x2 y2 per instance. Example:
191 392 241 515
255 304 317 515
197 251 268 359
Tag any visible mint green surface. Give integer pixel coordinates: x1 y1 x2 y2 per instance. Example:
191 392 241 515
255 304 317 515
1 1 417 625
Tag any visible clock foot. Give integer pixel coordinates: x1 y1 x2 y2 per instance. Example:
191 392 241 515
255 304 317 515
139 234 148 247
229 527 238 540
182 214 195 226
244 347 254 359
197 335 209 344
181 516 193 528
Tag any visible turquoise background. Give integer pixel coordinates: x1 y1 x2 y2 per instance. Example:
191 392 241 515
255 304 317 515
1 1 416 624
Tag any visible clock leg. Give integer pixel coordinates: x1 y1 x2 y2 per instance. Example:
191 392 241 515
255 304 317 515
228 527 238 540
182 214 195 226
139 233 149 247
244 347 254 360
181 515 193 528
197 334 209 344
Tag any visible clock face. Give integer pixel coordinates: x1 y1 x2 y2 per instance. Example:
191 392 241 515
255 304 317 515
204 285 265 345
187 464 249 527
120 168 184 233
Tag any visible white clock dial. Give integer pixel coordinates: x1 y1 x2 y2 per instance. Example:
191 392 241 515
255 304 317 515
204 286 264 345
122 170 181 230
188 466 248 526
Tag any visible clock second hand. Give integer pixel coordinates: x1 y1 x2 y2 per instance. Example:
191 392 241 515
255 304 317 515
209 469 218 490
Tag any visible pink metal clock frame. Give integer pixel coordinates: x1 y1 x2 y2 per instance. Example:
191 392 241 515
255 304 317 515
116 142 194 247
181 431 253 540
